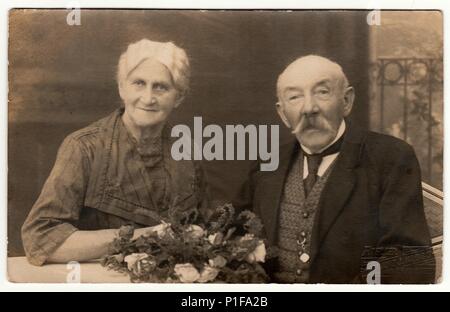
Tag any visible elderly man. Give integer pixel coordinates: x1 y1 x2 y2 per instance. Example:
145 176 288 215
233 55 435 283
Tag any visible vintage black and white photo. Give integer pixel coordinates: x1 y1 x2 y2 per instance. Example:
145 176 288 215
7 9 443 284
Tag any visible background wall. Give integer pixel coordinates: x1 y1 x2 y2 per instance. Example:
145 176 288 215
8 10 370 256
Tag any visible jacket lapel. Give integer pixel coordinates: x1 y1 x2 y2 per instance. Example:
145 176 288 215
309 125 366 264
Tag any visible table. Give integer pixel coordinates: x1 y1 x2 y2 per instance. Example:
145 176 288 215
9 252 442 283
8 257 131 283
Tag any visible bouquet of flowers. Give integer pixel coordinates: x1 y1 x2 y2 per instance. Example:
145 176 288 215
101 204 273 283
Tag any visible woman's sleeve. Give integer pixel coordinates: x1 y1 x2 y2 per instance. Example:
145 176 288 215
193 161 214 221
21 135 91 266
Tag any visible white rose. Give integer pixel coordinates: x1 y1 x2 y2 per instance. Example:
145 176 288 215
197 265 219 283
240 233 255 242
124 253 149 271
207 233 218 244
146 221 175 238
186 225 205 239
208 255 227 268
207 232 223 245
149 222 173 238
174 263 200 283
246 240 266 263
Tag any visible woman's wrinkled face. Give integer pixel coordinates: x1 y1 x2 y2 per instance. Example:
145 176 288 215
119 58 180 129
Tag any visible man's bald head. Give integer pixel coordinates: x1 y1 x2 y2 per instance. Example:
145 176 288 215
275 55 354 153
277 55 349 100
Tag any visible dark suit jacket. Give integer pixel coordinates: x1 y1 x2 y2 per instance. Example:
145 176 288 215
233 124 435 283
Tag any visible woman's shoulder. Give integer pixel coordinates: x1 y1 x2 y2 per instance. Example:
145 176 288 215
72 109 120 138
61 109 121 153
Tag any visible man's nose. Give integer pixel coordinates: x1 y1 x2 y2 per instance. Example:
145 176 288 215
301 93 317 116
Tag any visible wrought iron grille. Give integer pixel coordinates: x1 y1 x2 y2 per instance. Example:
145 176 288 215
370 58 443 186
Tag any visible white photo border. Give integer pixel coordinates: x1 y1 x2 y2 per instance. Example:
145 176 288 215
1 0 448 292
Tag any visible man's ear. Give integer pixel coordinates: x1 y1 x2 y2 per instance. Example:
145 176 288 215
276 102 292 128
342 86 355 117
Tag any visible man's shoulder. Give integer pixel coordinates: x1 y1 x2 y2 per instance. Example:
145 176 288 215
358 129 420 175
363 130 416 158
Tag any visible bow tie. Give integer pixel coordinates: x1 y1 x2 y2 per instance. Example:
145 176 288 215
302 134 344 197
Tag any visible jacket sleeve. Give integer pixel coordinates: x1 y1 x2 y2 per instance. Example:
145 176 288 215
231 160 260 213
375 143 436 283
21 135 90 266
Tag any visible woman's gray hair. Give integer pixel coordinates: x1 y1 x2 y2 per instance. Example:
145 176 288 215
117 39 190 96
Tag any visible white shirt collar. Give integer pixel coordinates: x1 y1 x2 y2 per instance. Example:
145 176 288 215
301 120 346 155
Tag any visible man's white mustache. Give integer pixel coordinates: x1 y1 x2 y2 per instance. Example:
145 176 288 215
291 122 303 134
291 117 329 134
291 117 311 134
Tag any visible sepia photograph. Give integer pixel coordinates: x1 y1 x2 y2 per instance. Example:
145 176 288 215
7 8 443 284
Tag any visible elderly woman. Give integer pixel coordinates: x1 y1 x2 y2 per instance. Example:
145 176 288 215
22 39 209 266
